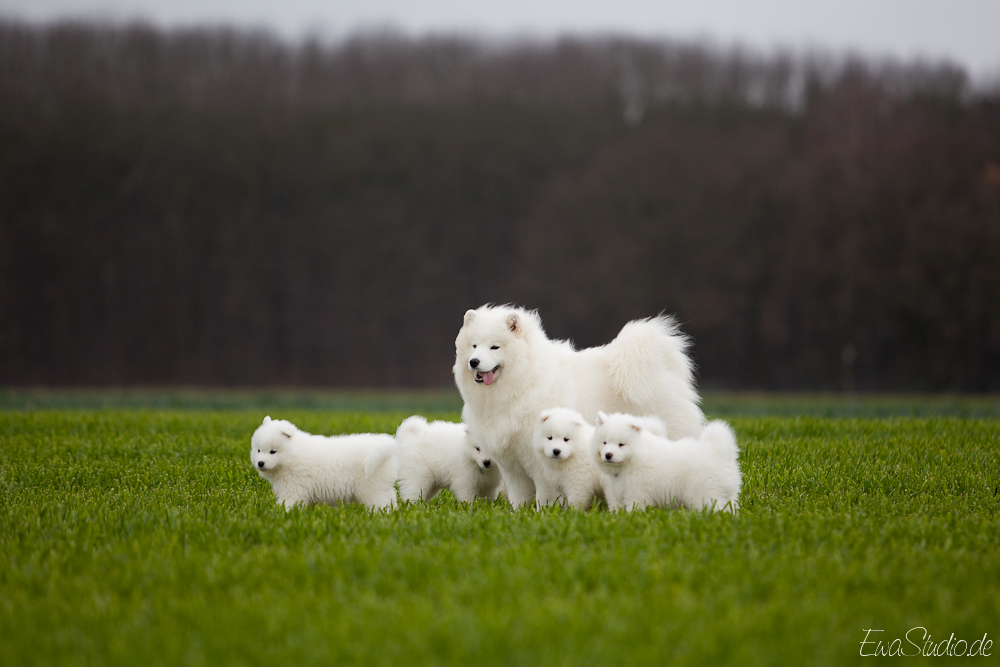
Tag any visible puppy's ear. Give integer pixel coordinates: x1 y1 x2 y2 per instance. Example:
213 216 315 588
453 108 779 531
462 423 470 433
507 312 520 335
540 409 552 422
596 411 608 425
464 309 477 325
279 423 295 438
630 423 642 433
263 415 271 424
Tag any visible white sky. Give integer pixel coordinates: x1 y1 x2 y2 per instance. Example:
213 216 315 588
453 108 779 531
2 0 999 81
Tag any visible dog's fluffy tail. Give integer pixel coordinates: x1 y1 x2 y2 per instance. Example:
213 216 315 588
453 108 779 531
606 315 694 405
364 436 399 479
700 420 739 463
642 415 668 437
395 415 428 447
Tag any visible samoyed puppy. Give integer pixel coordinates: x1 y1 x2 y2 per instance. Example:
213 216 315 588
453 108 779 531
593 411 741 513
250 416 398 511
395 416 502 503
454 304 704 509
533 408 608 510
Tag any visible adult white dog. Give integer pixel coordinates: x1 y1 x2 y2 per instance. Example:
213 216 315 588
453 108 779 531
593 411 741 512
251 416 398 511
453 304 704 508
395 416 502 503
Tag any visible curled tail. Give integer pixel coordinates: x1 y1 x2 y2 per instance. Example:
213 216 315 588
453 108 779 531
642 416 668 437
700 420 739 463
395 415 428 447
363 436 399 479
606 315 694 405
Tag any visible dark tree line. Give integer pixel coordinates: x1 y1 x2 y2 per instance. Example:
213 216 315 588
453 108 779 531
1 22 998 390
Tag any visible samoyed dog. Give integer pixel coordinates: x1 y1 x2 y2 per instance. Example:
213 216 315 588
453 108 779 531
395 415 502 503
593 411 741 513
533 408 608 510
454 305 704 508
251 416 398 511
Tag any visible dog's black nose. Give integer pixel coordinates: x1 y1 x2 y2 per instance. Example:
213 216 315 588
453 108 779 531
552 448 561 457
605 452 613 460
483 460 491 467
257 460 265 468
469 358 480 368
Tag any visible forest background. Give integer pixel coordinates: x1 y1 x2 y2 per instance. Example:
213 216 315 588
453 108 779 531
2 22 998 391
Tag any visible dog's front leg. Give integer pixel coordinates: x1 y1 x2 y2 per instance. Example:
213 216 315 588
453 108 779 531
502 469 537 510
600 477 621 512
533 475 560 510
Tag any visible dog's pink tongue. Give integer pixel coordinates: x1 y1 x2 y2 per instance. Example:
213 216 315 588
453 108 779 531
482 370 495 385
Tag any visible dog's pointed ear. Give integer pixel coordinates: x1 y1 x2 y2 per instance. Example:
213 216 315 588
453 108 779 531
263 415 271 424
540 409 552 422
507 312 520 335
596 411 608 425
279 423 295 438
464 309 477 326
630 423 642 433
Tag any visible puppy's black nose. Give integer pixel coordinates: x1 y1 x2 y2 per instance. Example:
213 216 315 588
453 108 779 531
605 452 613 460
257 461 265 468
483 460 491 468
552 449 561 457
469 358 480 368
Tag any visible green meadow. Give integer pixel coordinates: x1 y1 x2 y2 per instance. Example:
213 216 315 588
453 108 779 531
1 391 998 665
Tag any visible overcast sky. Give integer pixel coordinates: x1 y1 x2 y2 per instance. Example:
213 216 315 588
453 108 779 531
2 0 999 81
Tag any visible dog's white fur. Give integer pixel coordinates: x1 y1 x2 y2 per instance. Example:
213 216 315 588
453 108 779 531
454 305 704 509
533 408 608 510
593 412 741 513
395 416 502 503
251 416 398 511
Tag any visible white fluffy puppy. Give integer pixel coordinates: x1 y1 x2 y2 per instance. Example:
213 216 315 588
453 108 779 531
251 416 398 511
533 408 608 510
454 304 704 509
395 416 502 503
593 411 741 513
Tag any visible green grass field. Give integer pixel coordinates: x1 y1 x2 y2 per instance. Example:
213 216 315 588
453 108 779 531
1 392 998 665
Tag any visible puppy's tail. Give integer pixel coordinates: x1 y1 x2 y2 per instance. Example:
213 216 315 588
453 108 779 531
363 436 399 479
395 415 428 447
700 420 739 463
606 315 695 405
641 416 668 438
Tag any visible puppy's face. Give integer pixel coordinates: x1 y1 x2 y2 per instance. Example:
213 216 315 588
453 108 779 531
471 442 495 472
594 412 643 465
454 308 526 387
455 425 495 472
536 408 588 462
250 416 296 476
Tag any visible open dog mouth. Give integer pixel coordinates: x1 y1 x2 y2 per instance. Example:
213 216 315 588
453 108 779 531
474 365 501 385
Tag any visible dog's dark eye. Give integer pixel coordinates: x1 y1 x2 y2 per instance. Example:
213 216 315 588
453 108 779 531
490 345 499 350
547 436 552 440
472 344 477 349
563 437 569 442
618 443 625 448
475 447 480 452
270 450 276 454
